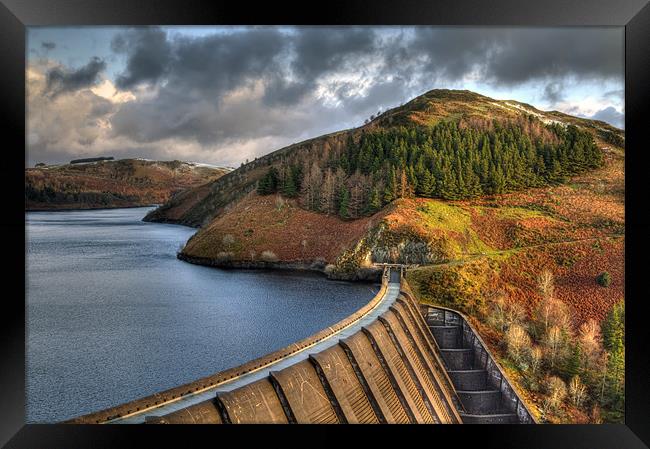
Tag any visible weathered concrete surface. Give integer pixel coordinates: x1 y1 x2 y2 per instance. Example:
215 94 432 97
218 378 288 424
310 346 381 423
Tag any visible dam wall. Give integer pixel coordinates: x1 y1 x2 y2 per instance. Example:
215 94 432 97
144 272 463 424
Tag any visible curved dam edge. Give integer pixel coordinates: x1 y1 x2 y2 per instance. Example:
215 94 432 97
143 270 464 424
66 269 392 424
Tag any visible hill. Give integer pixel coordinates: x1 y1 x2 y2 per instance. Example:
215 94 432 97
146 88 625 423
25 158 231 211
145 89 622 227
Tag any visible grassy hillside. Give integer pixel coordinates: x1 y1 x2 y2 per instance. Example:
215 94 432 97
25 159 230 210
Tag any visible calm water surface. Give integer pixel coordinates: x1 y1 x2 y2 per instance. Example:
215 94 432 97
26 207 376 422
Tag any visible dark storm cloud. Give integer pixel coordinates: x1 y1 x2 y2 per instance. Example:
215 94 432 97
292 27 376 78
111 27 378 107
41 41 56 50
483 28 623 85
112 27 288 92
170 29 287 92
110 27 624 97
543 81 565 104
103 26 623 148
109 27 290 144
109 27 385 144
589 106 624 129
409 28 497 81
260 27 378 106
405 27 623 90
112 27 172 89
44 57 106 97
603 89 624 100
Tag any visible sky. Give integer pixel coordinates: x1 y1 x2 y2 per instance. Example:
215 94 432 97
26 26 624 167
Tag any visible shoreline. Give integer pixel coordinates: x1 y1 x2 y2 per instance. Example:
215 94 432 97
26 204 160 213
177 252 382 282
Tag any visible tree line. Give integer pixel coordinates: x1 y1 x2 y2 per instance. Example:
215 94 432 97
257 117 603 219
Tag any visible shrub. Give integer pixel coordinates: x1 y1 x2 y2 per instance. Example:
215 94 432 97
544 376 567 412
597 272 612 287
215 251 234 262
222 234 235 247
260 250 279 262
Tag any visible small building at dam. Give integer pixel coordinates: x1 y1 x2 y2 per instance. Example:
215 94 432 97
68 266 534 424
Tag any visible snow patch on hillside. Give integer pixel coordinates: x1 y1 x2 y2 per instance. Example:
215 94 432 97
187 162 233 171
491 101 567 127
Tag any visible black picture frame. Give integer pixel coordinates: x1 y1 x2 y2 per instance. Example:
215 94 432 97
2 0 649 447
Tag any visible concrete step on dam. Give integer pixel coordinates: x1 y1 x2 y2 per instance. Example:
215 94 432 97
67 266 534 424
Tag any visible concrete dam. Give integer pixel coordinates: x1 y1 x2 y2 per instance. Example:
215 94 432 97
67 266 535 424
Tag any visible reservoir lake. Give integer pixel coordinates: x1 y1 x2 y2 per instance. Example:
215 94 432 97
26 207 377 422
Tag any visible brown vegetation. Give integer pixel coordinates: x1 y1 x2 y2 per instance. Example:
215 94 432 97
25 159 229 210
181 192 386 266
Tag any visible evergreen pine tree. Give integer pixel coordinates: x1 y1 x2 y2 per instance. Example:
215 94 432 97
338 188 350 219
365 187 382 214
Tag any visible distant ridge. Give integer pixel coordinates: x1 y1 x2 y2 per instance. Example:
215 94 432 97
26 158 230 211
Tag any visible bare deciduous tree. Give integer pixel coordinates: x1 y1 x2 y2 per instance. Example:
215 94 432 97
544 325 564 368
488 291 525 332
535 271 556 333
578 319 603 370
568 375 587 408
506 324 531 363
538 270 555 300
529 346 543 373
320 169 336 214
535 270 571 335
505 297 526 329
